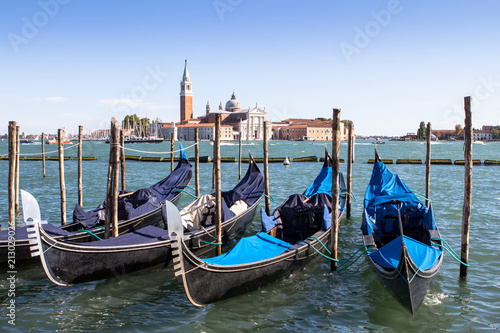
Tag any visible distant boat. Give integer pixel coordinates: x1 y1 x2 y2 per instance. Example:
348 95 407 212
20 139 34 144
105 136 164 144
372 138 385 144
474 140 485 144
448 138 456 141
46 139 71 145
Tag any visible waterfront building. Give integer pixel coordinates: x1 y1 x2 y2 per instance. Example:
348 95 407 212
173 60 267 141
272 119 353 141
473 130 492 141
202 93 267 140
176 123 233 141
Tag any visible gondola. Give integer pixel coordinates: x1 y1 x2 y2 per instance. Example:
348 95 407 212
28 155 264 285
170 149 346 306
361 151 443 315
0 149 192 268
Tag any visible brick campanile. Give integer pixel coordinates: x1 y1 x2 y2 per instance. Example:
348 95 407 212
180 59 193 122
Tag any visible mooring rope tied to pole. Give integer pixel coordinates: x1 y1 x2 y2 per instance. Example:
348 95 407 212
116 141 198 155
13 143 79 157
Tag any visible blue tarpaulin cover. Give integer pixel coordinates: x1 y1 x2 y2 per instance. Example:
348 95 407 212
368 235 442 271
361 161 436 236
202 232 291 266
303 168 342 198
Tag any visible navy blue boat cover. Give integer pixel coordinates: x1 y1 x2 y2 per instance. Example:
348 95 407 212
221 156 264 208
198 157 264 226
72 147 192 228
361 161 436 236
368 235 442 271
80 225 170 246
0 223 74 242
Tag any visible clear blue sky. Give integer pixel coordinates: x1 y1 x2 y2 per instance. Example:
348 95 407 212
1 0 499 136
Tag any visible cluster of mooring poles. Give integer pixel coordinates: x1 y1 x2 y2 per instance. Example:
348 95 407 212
6 95 474 278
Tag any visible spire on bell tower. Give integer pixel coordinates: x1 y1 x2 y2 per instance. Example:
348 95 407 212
183 59 190 81
180 59 193 122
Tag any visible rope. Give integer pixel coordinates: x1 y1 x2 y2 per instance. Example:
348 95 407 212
119 142 198 155
17 143 79 157
412 190 431 201
179 185 197 192
199 240 222 245
345 192 356 202
297 240 339 262
262 192 275 202
430 237 469 267
336 244 376 272
177 189 199 199
306 236 331 254
78 228 103 240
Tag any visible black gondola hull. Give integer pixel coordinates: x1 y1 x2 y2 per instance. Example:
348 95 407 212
0 192 183 268
364 231 443 315
0 206 162 268
177 229 331 306
36 197 261 285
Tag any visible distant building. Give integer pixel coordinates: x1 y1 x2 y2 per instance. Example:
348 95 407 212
159 122 177 140
272 118 353 141
473 130 492 141
482 125 500 132
201 93 267 140
176 123 233 141
173 61 267 141
180 60 193 122
430 129 462 140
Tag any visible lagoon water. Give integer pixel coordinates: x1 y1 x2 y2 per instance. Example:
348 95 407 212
0 139 499 332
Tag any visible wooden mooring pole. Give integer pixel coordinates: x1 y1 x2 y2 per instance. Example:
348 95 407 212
105 118 120 238
238 129 242 179
41 132 46 178
263 121 271 216
425 122 431 208
58 129 66 225
351 130 355 163
214 114 222 256
78 125 83 207
331 108 341 271
194 128 200 197
120 129 125 191
15 126 20 212
346 123 353 218
8 121 17 224
460 96 473 279
170 132 175 172
112 121 120 237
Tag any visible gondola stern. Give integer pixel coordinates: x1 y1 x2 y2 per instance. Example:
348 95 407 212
323 147 332 169
27 220 73 287
374 147 381 162
165 201 205 306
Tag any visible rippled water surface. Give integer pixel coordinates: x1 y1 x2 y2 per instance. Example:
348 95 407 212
1 140 499 332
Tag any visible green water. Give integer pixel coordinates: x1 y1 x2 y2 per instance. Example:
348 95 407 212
0 140 499 332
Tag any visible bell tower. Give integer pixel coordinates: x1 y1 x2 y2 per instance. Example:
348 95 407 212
180 60 193 122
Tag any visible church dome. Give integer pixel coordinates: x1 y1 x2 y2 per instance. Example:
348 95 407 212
225 92 242 111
